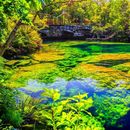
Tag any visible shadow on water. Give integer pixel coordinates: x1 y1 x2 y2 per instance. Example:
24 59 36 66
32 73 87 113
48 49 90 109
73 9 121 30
18 78 130 130
106 111 130 130
70 43 130 53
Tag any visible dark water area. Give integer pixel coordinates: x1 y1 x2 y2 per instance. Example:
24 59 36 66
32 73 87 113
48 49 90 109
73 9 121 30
71 43 130 53
18 78 130 130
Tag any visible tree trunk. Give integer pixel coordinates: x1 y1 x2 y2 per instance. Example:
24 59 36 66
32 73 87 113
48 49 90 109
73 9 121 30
32 12 38 23
0 20 21 56
101 32 116 41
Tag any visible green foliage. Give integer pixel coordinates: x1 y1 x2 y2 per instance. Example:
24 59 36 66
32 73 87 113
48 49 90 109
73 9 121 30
0 69 12 86
33 88 104 130
41 0 130 39
57 48 89 71
94 94 130 127
0 57 5 69
37 69 61 83
57 58 78 69
0 0 43 43
0 87 23 127
0 119 14 130
0 57 12 86
5 25 42 57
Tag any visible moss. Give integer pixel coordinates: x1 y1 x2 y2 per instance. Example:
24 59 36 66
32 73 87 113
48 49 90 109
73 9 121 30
7 63 58 87
72 63 130 88
7 41 130 89
32 51 64 62
5 60 19 67
16 60 32 67
113 62 130 72
86 54 130 63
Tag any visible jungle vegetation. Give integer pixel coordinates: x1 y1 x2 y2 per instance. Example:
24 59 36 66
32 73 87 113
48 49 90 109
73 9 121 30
1 0 130 130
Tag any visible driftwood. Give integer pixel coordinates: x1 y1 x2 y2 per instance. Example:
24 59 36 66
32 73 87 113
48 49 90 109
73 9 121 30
0 20 22 56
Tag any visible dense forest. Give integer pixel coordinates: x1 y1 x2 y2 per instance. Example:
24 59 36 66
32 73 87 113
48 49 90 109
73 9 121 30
1 0 130 130
1 0 130 57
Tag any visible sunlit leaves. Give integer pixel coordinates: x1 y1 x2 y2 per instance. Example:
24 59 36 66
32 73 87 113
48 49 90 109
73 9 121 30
33 88 104 129
0 0 44 43
45 0 130 34
42 88 60 101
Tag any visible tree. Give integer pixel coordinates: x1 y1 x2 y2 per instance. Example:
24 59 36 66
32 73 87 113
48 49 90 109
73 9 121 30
0 0 48 56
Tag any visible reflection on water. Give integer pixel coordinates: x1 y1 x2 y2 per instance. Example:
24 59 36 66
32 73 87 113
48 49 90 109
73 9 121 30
18 78 130 98
18 78 98 98
18 78 130 130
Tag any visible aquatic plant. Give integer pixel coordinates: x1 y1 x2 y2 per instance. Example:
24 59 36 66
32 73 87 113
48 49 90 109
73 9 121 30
94 94 130 127
33 51 64 62
73 63 130 88
33 88 104 130
86 54 130 64
0 57 12 86
7 63 58 87
8 41 130 89
88 45 103 53
113 62 130 73
57 58 78 70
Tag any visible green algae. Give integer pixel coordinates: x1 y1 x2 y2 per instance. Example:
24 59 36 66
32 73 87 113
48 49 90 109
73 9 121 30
6 41 130 88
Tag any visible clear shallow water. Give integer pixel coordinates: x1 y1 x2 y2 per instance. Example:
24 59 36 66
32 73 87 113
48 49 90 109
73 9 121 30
18 78 130 130
18 78 130 98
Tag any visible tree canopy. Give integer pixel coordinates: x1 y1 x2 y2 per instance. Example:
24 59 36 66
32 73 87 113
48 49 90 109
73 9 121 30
40 0 130 35
0 0 130 56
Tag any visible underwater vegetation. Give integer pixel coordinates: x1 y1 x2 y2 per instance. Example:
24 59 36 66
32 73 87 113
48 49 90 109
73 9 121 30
2 41 130 129
5 41 130 89
1 80 130 130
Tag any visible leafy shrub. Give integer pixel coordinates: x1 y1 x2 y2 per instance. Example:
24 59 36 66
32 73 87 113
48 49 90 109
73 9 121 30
33 88 105 130
0 87 23 127
0 119 14 130
0 57 5 69
4 25 42 58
